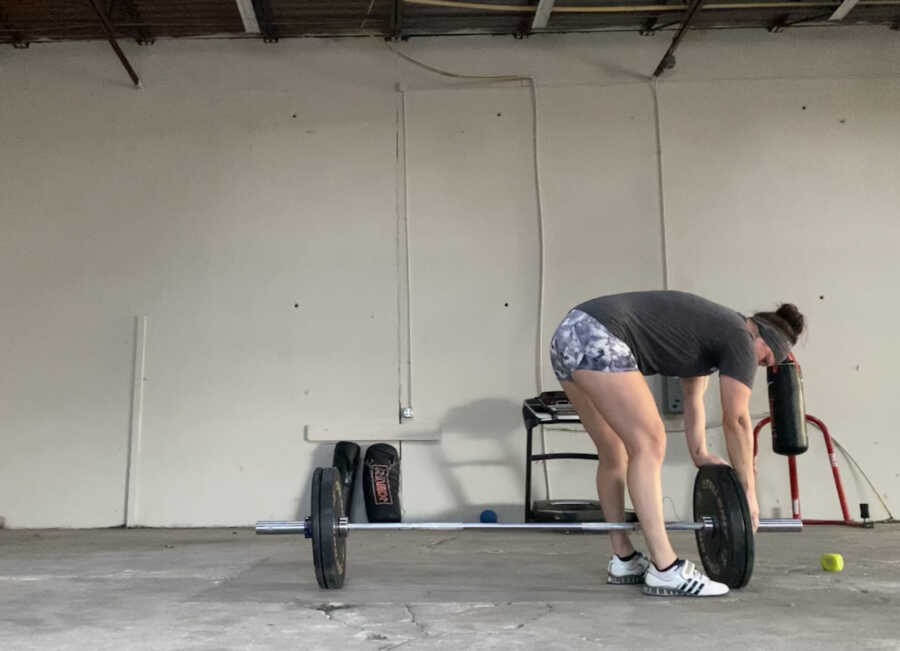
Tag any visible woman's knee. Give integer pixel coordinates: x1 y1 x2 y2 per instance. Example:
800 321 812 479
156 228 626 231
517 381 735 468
594 439 628 472
625 422 666 463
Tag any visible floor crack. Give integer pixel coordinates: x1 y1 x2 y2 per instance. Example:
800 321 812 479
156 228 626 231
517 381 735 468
424 536 458 548
376 604 428 651
405 603 427 635
518 602 553 630
309 602 354 621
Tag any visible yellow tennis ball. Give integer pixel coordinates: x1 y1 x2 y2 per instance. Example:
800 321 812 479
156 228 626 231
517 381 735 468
821 553 844 572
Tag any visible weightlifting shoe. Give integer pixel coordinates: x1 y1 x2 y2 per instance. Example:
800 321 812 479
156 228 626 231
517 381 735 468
607 551 651 584
642 559 729 597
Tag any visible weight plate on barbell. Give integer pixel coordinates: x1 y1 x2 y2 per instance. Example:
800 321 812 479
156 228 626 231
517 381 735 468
693 464 754 589
310 467 326 589
310 466 347 589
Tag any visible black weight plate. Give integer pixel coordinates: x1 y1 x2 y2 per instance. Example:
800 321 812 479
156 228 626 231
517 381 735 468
693 464 755 589
317 467 347 589
310 467 328 589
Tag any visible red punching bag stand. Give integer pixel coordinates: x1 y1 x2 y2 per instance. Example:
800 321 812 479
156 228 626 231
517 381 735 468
753 413 868 527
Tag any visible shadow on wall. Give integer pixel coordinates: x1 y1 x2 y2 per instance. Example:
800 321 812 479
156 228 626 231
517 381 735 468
410 397 527 523
298 397 526 523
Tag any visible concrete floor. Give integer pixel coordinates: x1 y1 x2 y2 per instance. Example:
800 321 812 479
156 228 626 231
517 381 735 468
1 525 898 650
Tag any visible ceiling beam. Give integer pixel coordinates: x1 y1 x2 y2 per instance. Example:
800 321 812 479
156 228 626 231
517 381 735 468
234 0 261 33
390 0 405 39
652 0 705 77
829 0 860 19
251 0 279 42
86 0 142 87
769 11 833 30
108 0 154 45
639 0 676 35
531 0 556 29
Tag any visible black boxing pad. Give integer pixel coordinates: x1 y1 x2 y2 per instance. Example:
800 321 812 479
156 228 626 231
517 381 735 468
363 443 401 523
332 441 361 517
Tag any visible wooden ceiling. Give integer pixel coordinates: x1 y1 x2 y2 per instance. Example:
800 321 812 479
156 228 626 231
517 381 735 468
1 0 898 47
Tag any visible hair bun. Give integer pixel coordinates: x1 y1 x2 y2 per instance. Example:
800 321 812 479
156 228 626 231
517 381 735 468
776 303 804 336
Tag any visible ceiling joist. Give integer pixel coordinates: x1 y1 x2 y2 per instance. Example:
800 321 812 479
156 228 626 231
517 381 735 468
251 0 279 42
829 0 860 19
107 0 154 44
653 0 706 76
234 0 261 33
531 0 557 29
1 0 899 48
87 0 142 87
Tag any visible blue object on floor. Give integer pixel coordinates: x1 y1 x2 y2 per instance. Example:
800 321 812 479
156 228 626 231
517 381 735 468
480 509 498 523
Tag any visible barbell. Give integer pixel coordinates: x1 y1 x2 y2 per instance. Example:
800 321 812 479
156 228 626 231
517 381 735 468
257 464 802 590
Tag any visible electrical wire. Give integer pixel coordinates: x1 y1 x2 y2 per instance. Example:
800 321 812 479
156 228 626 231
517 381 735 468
383 42 547 395
830 435 896 520
651 78 669 290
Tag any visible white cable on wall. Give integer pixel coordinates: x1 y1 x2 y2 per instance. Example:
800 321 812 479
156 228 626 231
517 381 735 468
384 43 548 396
396 86 415 418
651 78 670 291
532 84 547 395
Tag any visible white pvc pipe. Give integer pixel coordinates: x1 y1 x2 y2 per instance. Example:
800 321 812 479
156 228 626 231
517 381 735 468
125 315 148 527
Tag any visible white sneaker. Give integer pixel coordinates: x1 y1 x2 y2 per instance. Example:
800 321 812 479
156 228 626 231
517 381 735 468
643 559 730 597
607 551 651 584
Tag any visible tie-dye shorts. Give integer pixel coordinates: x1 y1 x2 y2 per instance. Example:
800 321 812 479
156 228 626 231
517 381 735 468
549 309 639 382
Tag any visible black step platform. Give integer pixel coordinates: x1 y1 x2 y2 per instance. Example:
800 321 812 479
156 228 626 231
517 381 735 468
523 392 637 524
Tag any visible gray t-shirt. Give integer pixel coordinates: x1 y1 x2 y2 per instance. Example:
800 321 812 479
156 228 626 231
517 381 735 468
575 290 757 388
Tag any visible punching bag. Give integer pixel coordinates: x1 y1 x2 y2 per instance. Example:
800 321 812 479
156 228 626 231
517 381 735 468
332 441 361 518
767 357 809 455
363 443 401 523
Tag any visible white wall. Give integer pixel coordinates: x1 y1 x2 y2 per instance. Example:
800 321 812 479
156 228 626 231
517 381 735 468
659 76 900 520
1 28 898 527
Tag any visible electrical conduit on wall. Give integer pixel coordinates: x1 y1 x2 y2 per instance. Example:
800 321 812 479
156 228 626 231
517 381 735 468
387 44 547 400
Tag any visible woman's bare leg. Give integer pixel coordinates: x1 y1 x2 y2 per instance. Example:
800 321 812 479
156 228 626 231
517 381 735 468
571 369 677 569
560 379 633 558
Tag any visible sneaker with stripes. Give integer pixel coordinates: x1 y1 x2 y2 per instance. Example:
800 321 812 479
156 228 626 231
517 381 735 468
607 551 651 584
642 559 729 597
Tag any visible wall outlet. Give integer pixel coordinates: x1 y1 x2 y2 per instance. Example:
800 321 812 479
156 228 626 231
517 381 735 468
663 376 683 414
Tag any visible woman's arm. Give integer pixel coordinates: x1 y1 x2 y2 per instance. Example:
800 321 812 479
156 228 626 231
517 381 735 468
681 376 728 467
719 375 759 531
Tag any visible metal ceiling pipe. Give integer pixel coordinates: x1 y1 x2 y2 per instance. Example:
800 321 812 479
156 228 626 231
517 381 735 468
653 0 705 76
234 0 261 33
87 0 141 87
829 0 861 18
251 0 279 42
532 0 558 28
390 0 405 38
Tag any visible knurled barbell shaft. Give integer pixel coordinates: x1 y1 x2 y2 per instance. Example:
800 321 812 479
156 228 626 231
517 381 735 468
255 517 802 535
